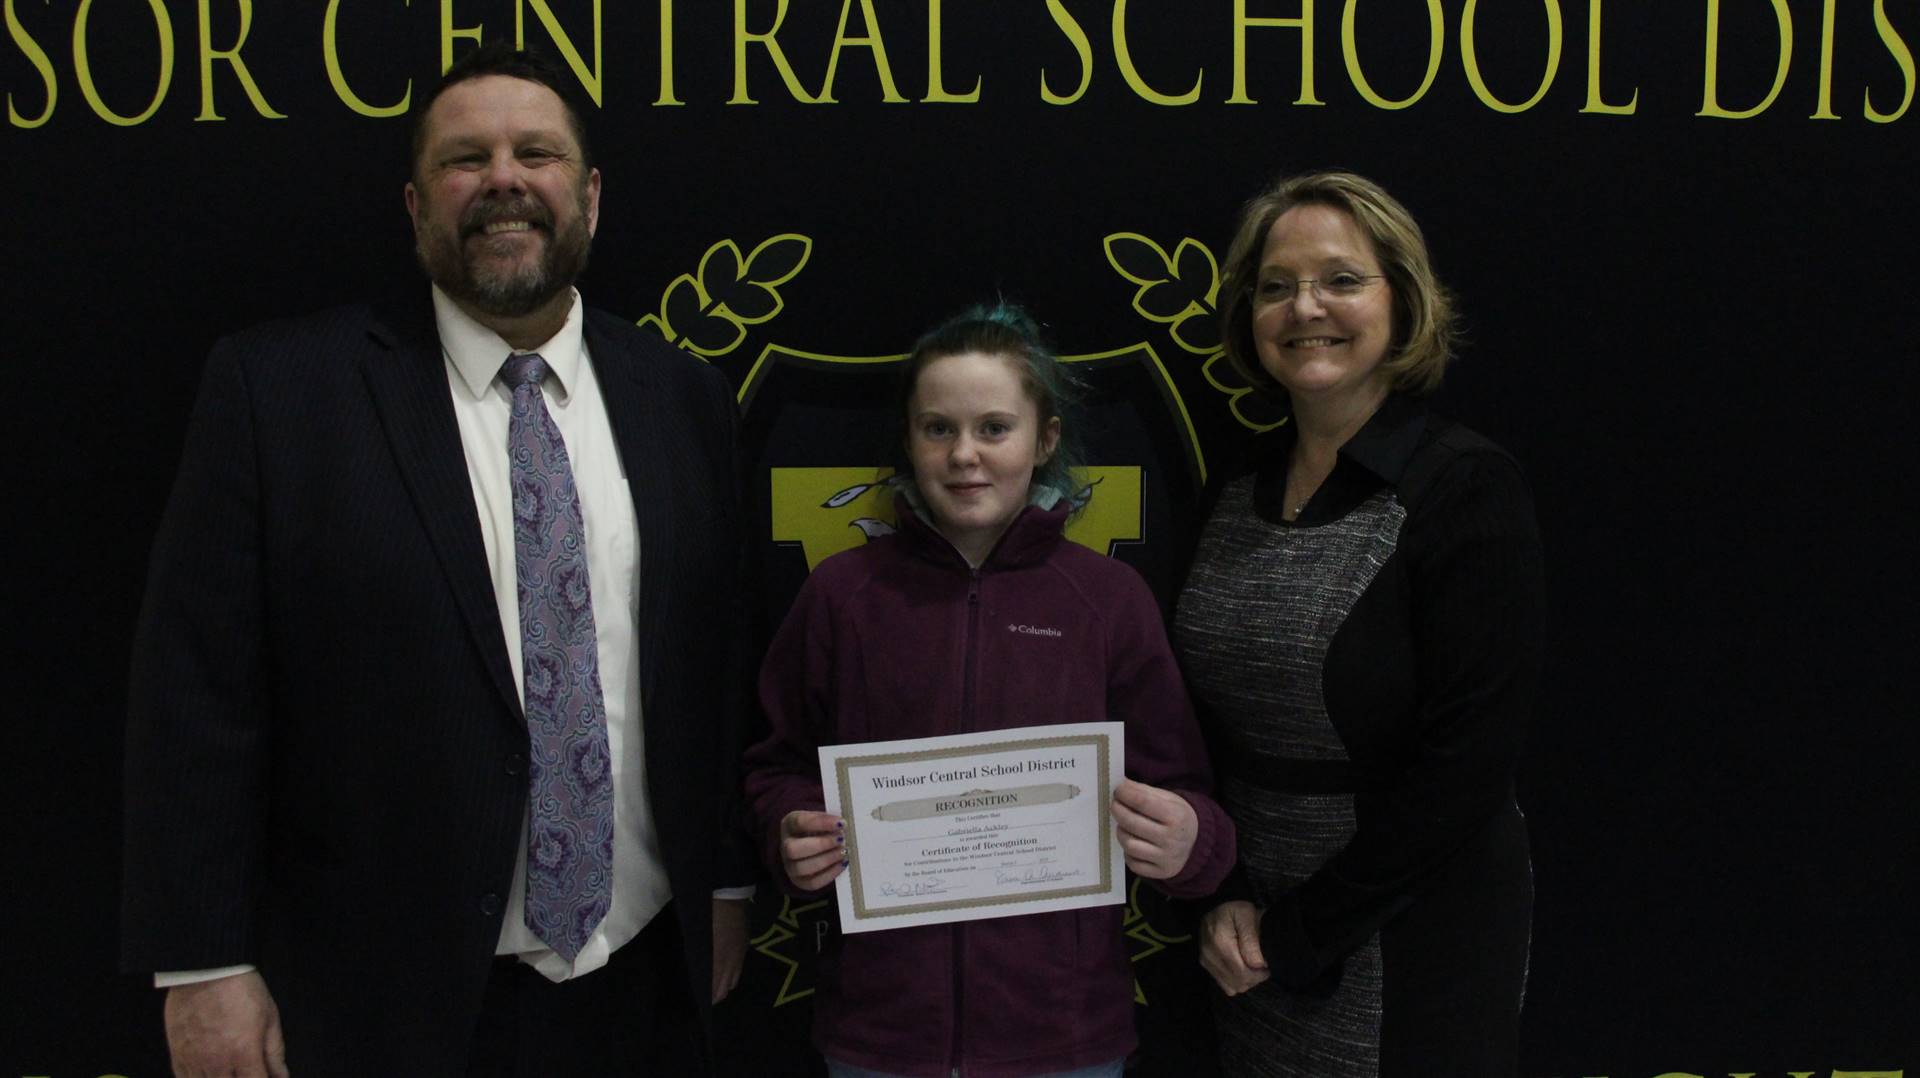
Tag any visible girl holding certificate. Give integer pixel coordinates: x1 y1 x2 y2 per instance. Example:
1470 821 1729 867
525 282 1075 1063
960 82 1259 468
744 303 1235 1078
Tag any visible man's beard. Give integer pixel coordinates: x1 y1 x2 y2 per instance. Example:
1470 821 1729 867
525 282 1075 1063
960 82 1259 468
415 192 592 318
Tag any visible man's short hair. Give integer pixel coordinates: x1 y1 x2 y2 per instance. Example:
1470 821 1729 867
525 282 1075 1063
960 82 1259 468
410 41 593 178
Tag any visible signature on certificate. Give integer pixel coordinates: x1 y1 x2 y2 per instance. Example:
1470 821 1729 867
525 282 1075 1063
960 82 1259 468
994 864 1084 886
879 879 950 897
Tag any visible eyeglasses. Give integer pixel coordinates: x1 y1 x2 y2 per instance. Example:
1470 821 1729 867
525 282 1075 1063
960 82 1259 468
1248 272 1386 308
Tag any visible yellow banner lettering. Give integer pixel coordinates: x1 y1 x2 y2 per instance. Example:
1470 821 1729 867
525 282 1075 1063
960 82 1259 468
1461 0 1563 114
1340 0 1442 110
196 0 284 121
324 0 412 118
1040 0 1092 104
818 0 905 104
1865 0 1914 122
731 0 818 104
1698 0 1792 119
6 0 57 127
1229 0 1321 105
441 0 482 74
516 0 601 106
1810 0 1838 117
1114 0 1202 105
1582 0 1638 114
74 0 174 126
657 0 680 105
923 0 979 102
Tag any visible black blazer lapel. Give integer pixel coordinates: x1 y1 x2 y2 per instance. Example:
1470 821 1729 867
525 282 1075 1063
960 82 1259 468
359 298 522 722
589 320 674 718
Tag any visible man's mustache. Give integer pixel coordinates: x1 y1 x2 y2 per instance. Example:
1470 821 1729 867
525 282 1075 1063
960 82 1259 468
459 198 553 240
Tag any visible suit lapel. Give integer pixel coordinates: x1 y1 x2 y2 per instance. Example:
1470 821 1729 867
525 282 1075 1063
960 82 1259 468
360 298 522 721
588 315 671 718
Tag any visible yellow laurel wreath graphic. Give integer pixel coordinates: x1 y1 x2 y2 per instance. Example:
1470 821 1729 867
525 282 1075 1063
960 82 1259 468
1103 232 1285 434
1105 233 1219 346
638 234 814 358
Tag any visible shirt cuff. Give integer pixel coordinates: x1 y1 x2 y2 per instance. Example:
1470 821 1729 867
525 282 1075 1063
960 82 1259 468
155 964 256 989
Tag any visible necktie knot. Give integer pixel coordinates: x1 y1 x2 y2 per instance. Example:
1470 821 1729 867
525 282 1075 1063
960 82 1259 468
501 352 550 390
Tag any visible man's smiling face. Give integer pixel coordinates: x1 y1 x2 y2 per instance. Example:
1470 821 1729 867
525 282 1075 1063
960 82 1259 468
405 74 600 319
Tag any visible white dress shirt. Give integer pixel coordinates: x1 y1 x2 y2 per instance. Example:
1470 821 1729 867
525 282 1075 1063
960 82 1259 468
437 286 669 982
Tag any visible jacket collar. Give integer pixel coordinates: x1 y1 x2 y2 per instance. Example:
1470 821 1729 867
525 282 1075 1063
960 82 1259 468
1265 390 1429 487
1250 392 1431 524
892 492 1071 571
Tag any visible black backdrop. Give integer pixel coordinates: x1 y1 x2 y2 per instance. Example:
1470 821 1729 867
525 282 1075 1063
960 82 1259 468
5 2 1915 1075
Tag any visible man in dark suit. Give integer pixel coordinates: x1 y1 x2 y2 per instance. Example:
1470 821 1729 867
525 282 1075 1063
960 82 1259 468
122 43 754 1076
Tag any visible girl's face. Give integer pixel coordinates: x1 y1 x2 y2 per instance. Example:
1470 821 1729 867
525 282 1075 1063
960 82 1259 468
905 351 1061 566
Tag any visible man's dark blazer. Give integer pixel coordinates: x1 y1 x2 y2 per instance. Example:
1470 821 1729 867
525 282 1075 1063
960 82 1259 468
122 293 754 1074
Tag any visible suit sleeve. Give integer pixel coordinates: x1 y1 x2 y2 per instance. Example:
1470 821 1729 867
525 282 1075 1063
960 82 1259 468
740 572 839 897
1257 453 1546 990
122 341 272 974
1106 568 1237 899
709 372 762 892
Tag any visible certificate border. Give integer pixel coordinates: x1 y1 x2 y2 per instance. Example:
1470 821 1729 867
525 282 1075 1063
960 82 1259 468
835 732 1113 921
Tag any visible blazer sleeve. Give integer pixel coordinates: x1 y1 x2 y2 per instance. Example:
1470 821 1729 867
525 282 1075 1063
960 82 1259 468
122 340 272 973
1105 567 1237 899
1256 451 1546 990
709 371 763 892
741 571 838 897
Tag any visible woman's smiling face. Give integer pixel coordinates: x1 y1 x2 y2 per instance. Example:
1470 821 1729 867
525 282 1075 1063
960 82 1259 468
1251 203 1396 404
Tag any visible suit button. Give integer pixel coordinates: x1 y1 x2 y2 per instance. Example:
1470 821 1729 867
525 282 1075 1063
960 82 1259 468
503 753 525 776
479 892 502 916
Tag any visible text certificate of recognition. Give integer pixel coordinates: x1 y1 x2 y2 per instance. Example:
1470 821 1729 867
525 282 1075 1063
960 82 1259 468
818 721 1125 933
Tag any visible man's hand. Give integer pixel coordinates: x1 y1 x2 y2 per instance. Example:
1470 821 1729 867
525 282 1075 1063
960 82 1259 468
164 970 288 1078
1199 900 1271 997
711 897 750 1003
1111 779 1200 880
779 810 847 892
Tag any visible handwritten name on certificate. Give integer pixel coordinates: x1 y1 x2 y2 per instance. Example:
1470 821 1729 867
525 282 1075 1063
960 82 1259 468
818 722 1125 933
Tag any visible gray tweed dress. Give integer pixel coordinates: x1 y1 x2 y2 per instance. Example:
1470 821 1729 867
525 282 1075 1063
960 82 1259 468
1172 397 1543 1078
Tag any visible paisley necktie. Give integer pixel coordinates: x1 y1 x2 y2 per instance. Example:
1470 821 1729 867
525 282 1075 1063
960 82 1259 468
502 352 613 962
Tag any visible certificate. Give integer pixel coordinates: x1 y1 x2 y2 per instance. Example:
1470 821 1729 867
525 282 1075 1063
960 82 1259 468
818 722 1124 933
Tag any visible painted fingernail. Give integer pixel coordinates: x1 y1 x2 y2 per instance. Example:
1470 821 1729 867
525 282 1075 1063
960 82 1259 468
835 834 845 845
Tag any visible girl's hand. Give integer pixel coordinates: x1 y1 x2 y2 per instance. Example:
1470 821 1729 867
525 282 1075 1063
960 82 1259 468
779 810 847 891
1199 900 1271 996
1111 779 1199 879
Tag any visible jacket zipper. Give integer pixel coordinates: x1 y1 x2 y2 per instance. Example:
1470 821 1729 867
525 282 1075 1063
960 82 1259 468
950 567 982 1077
959 568 981 727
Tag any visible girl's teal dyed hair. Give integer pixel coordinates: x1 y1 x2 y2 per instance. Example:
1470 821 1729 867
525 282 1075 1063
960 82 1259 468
896 301 1087 506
